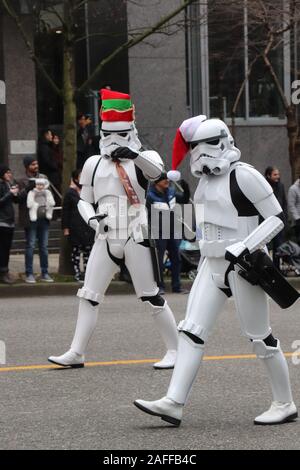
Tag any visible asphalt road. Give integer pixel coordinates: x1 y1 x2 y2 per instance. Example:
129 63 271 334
0 294 299 450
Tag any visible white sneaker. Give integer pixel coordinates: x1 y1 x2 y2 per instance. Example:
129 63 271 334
48 350 85 368
25 274 36 284
134 396 183 426
41 274 54 283
153 350 177 369
254 401 298 425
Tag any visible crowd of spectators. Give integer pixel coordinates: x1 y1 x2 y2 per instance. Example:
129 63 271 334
2 119 300 286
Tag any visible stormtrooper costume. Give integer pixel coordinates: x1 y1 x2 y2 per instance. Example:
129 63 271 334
134 116 298 425
48 89 178 369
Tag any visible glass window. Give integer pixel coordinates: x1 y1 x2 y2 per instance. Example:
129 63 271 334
208 0 245 119
247 5 285 118
248 56 285 118
188 0 289 122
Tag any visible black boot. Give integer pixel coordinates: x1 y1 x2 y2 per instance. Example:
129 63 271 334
0 272 15 284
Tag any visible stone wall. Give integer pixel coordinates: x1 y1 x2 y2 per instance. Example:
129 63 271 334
1 14 37 178
127 0 189 178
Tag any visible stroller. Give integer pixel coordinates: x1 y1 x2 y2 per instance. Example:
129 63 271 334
163 239 201 281
119 239 201 284
275 241 300 277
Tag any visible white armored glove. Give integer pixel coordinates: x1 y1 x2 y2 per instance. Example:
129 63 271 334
225 216 284 263
88 214 109 240
225 241 248 262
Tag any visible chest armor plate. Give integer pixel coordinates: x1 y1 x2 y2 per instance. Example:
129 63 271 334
93 158 146 205
194 171 238 230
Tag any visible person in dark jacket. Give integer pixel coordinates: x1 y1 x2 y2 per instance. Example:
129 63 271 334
76 114 94 169
288 177 300 244
17 156 53 283
38 129 60 190
147 172 190 294
0 164 20 283
52 134 63 182
265 166 287 270
62 169 94 282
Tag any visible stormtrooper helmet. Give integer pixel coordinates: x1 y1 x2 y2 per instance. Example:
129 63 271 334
99 88 142 158
100 121 142 158
189 119 241 177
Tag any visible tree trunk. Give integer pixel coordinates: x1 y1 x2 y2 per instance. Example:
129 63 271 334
62 45 77 195
59 28 77 275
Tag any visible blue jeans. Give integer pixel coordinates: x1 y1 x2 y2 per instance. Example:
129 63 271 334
156 238 181 291
25 219 50 276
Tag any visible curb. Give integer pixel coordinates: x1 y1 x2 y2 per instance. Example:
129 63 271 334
0 280 194 298
1 278 299 298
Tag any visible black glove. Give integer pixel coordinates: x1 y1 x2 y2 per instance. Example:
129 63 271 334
295 219 300 226
179 179 189 191
179 179 190 202
110 147 138 161
26 179 36 191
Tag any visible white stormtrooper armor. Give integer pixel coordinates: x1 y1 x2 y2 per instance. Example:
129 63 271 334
100 120 142 158
189 119 240 177
134 117 297 426
48 95 178 371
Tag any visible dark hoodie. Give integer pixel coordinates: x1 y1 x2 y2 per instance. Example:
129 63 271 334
266 178 288 224
0 165 18 227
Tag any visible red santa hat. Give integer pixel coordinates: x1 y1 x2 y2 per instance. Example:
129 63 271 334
100 88 135 122
171 115 207 169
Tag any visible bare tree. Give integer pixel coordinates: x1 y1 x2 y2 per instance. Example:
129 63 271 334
2 0 199 188
1 0 199 273
228 0 300 181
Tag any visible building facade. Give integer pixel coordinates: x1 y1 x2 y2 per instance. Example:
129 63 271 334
128 0 296 190
0 0 297 190
0 0 128 178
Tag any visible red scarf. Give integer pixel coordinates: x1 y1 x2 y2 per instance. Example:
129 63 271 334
115 161 140 206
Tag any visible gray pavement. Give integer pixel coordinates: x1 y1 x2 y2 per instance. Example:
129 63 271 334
0 294 299 450
8 253 60 276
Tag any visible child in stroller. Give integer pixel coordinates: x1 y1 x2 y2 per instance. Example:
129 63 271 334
275 240 300 277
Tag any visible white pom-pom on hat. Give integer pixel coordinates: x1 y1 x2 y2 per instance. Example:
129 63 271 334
167 170 181 182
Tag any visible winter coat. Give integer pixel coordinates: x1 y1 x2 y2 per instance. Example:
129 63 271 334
17 173 49 228
288 179 300 224
38 139 60 187
0 179 19 227
62 187 94 246
267 179 288 224
146 180 190 239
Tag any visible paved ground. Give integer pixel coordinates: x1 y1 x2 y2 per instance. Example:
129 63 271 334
8 253 60 276
0 294 299 450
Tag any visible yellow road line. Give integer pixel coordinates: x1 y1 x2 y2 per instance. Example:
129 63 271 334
0 352 299 373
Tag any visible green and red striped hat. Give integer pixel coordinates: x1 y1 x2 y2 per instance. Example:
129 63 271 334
100 89 135 122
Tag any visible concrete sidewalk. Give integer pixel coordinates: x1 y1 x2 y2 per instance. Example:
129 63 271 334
1 253 193 297
2 253 299 298
9 253 59 276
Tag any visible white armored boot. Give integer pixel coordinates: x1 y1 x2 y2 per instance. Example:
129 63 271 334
151 301 178 369
253 339 298 425
48 349 85 368
134 332 204 425
48 298 99 368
